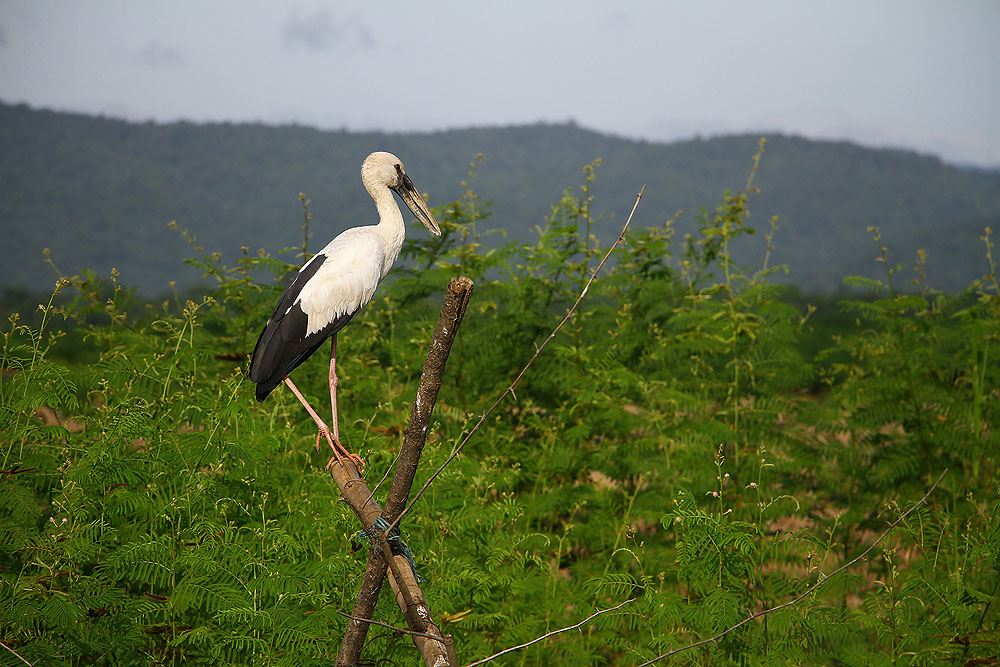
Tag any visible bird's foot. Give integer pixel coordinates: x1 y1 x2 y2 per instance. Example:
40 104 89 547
325 452 365 473
316 425 365 472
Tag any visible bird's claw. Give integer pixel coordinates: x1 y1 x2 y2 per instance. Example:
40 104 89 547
316 426 365 472
325 452 365 472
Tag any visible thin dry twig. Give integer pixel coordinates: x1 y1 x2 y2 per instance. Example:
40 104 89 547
463 598 638 667
0 639 35 666
635 469 948 666
336 611 446 643
388 185 646 534
367 448 401 501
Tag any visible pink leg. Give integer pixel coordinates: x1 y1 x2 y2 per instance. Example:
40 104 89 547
324 334 361 470
282 374 363 471
329 334 340 442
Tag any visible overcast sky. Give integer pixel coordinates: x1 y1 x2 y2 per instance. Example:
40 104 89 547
1 1 998 167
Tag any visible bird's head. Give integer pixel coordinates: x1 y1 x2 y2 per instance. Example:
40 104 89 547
362 151 441 236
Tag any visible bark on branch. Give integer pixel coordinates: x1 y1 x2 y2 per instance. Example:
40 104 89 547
334 276 473 667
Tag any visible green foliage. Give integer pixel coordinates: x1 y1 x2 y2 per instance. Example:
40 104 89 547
2 147 998 666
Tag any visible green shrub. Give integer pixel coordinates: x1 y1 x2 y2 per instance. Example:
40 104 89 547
2 147 997 666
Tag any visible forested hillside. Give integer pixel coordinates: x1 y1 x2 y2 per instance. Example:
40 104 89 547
2 101 999 295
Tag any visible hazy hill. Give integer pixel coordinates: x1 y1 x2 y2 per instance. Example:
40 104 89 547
2 101 999 294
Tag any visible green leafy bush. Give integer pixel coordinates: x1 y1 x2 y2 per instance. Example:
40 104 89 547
2 146 997 666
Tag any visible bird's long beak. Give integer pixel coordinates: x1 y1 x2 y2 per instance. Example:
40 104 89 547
393 171 441 237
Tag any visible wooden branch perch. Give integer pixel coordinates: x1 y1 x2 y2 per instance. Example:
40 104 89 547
335 276 474 667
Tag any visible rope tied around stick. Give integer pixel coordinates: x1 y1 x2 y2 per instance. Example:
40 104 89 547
353 516 424 583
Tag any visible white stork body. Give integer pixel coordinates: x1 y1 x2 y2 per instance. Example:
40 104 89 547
298 226 396 336
296 164 411 335
248 152 440 466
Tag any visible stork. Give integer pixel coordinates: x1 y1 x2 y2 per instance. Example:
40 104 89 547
248 151 441 470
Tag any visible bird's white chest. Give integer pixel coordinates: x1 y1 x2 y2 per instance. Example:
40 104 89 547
295 228 399 336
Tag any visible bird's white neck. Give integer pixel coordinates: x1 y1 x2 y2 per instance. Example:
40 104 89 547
369 184 406 271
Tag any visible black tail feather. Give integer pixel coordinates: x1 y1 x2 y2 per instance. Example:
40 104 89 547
248 299 357 402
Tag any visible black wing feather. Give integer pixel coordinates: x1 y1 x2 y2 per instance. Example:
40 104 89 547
248 254 358 402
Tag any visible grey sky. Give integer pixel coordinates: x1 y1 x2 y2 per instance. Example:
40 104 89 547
1 1 998 166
